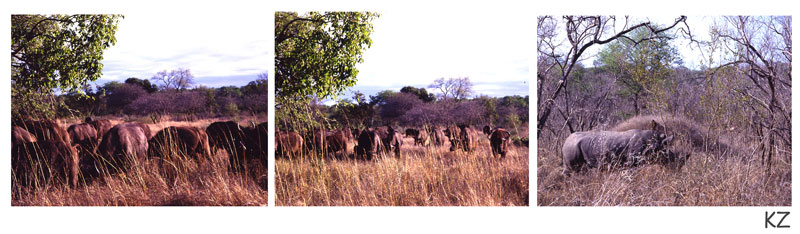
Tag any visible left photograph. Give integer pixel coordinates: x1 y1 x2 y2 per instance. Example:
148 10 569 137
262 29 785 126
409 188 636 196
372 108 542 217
11 14 269 206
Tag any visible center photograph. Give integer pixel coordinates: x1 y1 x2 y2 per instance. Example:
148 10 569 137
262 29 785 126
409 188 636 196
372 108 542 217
274 11 531 206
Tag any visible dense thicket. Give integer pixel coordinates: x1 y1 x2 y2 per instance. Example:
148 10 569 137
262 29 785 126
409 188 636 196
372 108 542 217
277 85 528 132
60 76 268 119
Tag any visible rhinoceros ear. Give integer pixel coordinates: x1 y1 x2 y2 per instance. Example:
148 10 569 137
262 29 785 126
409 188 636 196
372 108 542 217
651 120 665 132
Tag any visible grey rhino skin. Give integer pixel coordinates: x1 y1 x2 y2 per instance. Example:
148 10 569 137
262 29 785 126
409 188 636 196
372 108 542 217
562 126 672 173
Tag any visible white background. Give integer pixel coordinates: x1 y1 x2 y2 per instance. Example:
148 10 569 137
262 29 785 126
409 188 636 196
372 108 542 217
1 0 796 233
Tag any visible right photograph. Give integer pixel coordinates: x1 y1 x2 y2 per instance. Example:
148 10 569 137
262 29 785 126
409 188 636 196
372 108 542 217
537 16 791 206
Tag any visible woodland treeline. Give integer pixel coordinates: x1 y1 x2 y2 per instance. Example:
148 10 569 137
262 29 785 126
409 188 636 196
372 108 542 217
277 83 529 133
14 68 268 120
58 72 268 119
537 16 791 167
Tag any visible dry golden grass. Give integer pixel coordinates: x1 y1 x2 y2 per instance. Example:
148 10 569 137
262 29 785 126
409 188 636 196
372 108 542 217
537 136 792 206
12 117 268 206
277 136 529 206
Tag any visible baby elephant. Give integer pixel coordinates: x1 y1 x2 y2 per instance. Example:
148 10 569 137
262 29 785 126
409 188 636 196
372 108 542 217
561 120 685 173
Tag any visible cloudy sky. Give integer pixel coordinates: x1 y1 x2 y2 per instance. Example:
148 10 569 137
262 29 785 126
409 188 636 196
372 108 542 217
97 13 269 88
336 10 533 100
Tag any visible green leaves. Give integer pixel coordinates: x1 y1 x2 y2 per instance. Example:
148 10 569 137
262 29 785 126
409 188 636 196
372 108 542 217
11 14 122 118
595 25 680 113
275 12 378 99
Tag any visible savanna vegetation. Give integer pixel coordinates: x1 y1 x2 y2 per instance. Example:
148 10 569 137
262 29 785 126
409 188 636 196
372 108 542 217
275 11 529 206
537 16 791 206
11 14 267 206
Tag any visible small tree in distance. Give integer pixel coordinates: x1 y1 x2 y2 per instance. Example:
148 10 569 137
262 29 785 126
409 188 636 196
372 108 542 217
428 77 474 101
151 68 195 91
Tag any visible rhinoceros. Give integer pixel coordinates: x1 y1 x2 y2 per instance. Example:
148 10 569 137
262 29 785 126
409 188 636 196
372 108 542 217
561 120 685 173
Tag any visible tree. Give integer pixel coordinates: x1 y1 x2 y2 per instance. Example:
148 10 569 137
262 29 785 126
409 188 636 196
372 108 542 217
106 83 147 114
537 15 690 135
476 95 499 125
378 92 423 123
125 77 158 93
61 84 101 117
151 68 195 91
400 86 436 102
428 77 474 100
330 91 376 127
242 73 268 96
11 14 122 117
451 100 485 125
217 86 243 97
710 16 792 170
369 90 397 106
275 11 379 99
236 72 269 114
596 26 681 114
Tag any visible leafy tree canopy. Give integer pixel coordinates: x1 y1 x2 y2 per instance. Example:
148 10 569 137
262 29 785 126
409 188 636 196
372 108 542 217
125 77 158 93
596 25 680 97
11 14 122 117
596 25 680 113
275 11 379 99
400 86 436 102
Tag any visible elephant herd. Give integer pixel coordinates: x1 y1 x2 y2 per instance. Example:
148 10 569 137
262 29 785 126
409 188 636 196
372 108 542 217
11 117 267 188
275 124 515 160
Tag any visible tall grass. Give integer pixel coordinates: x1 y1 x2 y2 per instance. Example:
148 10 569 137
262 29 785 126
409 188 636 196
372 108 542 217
537 135 791 206
277 136 529 206
11 119 267 206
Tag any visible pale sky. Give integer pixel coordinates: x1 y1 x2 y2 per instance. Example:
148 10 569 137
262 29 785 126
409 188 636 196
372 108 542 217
97 13 269 88
337 10 532 100
553 16 716 69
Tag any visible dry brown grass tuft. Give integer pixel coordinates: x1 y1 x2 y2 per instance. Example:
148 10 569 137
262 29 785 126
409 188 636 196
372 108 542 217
537 135 791 206
12 118 267 206
277 136 529 206
12 152 267 206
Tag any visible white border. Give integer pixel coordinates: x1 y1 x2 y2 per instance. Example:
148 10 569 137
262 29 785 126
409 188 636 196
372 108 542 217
1 0 796 233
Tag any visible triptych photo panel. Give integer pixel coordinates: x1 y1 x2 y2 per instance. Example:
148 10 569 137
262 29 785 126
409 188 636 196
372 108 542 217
4 4 794 233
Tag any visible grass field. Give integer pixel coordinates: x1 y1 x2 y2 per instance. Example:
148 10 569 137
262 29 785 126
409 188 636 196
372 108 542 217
537 129 792 206
11 117 267 206
276 134 529 206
